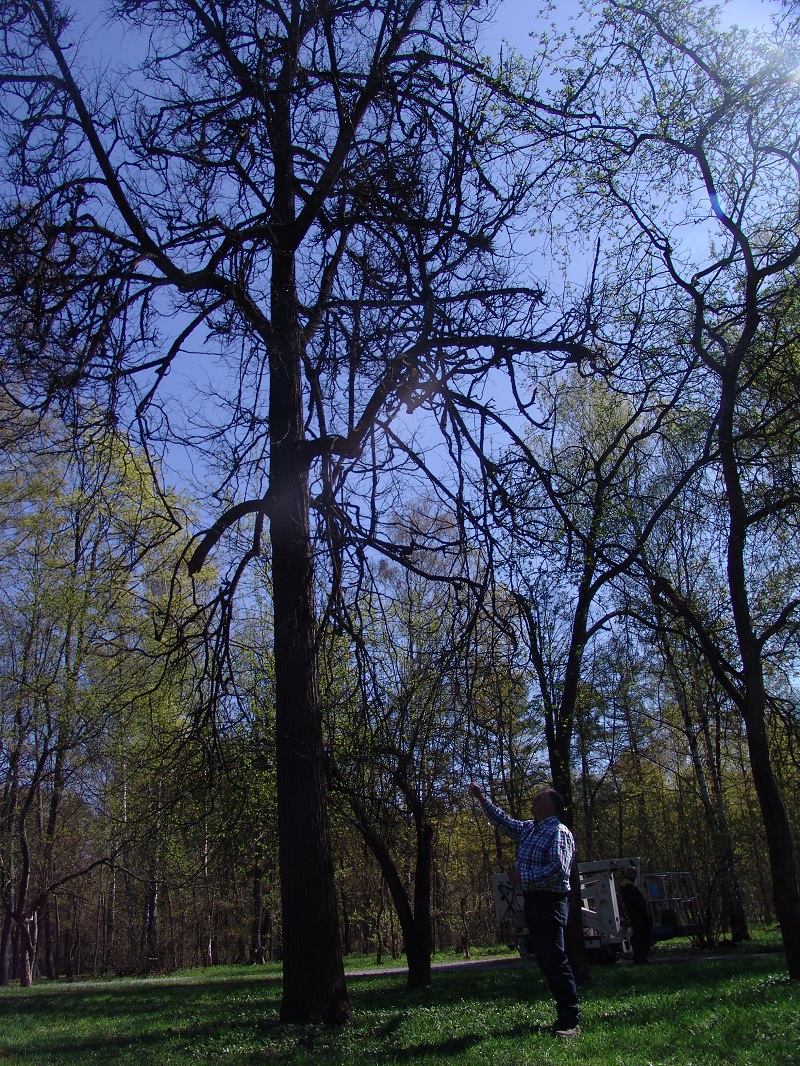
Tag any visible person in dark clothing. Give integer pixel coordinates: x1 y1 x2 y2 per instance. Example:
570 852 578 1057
469 782 581 1037
619 866 653 963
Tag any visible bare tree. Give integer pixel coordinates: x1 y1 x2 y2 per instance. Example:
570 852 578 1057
0 0 596 1019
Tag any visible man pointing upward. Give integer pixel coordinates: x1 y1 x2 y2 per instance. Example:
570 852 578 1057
469 782 581 1037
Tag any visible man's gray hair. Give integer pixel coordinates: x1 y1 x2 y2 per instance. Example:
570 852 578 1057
543 788 565 817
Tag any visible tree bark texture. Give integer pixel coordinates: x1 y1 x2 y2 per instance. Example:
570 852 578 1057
270 242 349 1022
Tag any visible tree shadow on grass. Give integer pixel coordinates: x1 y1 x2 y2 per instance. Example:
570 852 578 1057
349 962 543 1007
389 1033 485 1060
0 978 278 1015
0 953 790 1065
0 979 284 1064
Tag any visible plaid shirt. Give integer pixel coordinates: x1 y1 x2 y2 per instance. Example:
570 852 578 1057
480 795 575 893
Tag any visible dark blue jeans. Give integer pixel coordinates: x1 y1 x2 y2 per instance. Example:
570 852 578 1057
522 890 580 1025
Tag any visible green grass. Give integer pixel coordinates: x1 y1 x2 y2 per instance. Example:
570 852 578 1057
0 951 797 1065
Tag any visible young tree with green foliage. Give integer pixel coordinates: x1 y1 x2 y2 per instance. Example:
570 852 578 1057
322 524 474 990
0 419 184 984
487 367 700 975
518 0 800 974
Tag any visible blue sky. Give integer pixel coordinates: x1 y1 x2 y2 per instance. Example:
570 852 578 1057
481 0 781 55
67 0 787 492
76 0 783 65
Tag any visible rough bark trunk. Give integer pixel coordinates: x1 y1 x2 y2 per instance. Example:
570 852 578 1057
143 874 159 964
270 234 349 1021
106 861 116 971
274 616 349 1021
18 923 33 988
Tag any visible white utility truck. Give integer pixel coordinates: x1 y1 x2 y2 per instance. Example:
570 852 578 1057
492 857 704 961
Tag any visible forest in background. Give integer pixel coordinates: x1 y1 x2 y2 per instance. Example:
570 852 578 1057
0 402 794 983
0 0 799 1008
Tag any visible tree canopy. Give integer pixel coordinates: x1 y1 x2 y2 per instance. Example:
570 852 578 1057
0 0 799 1004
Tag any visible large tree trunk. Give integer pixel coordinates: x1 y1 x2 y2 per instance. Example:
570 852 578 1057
105 861 116 971
273 551 350 1020
16 821 34 987
18 921 34 988
553 770 589 984
270 232 349 1022
142 867 159 966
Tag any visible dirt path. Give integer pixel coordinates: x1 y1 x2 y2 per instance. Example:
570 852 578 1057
0 947 785 995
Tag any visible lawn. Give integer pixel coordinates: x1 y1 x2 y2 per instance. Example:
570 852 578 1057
0 947 796 1064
